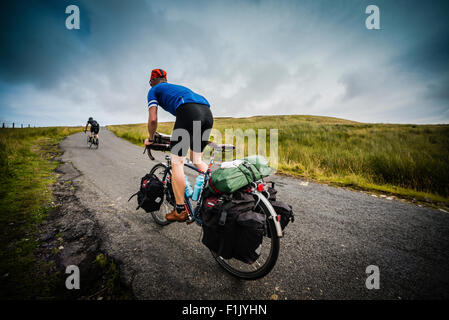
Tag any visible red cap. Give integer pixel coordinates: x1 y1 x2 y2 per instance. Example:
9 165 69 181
150 68 167 81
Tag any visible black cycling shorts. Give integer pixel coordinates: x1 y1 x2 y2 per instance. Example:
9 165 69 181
90 125 99 134
170 103 213 157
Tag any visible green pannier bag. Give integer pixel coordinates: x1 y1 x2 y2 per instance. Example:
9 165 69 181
208 157 271 194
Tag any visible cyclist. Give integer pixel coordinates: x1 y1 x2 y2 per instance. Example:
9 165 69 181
84 117 100 143
144 68 213 222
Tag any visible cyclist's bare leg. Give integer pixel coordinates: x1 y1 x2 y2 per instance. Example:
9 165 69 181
171 154 186 206
190 150 208 173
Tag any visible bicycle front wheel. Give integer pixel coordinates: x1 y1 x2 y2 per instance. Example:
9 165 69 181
149 163 175 226
212 195 280 280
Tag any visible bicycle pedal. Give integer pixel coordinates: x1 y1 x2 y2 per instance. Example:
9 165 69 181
186 214 195 225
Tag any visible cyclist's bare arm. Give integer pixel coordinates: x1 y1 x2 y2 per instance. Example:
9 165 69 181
146 106 158 145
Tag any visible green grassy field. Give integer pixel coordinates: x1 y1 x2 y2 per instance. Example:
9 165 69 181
108 115 449 207
0 126 82 299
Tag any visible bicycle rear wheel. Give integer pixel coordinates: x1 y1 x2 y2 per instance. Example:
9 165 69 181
212 195 280 280
87 135 93 148
149 163 175 226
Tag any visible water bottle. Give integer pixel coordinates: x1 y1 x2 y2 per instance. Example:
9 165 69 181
191 175 205 201
185 176 193 198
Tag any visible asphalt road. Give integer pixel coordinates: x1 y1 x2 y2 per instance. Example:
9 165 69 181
60 128 449 299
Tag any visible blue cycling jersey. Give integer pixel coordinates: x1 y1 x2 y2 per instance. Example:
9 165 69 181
147 82 210 116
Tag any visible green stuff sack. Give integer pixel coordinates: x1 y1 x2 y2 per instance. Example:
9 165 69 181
209 160 270 194
243 155 272 177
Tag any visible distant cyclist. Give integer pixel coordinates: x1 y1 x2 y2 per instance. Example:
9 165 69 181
84 117 100 142
144 68 213 222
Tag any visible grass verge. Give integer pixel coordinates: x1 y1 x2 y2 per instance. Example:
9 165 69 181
0 127 81 299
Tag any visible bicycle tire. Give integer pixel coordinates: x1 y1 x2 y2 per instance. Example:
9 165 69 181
212 195 280 280
95 137 99 149
87 135 93 148
149 163 174 226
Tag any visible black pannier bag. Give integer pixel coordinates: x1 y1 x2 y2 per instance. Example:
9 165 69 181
200 190 229 257
266 184 277 201
270 201 294 230
200 189 266 264
128 173 164 212
233 209 266 264
265 182 294 237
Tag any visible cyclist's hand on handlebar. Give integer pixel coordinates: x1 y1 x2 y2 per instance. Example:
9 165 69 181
143 138 156 160
144 138 153 146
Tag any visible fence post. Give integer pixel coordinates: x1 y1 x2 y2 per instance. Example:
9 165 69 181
12 123 14 129
2 123 4 128
28 124 30 128
21 124 23 128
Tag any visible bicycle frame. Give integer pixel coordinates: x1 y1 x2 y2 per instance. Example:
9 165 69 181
184 163 209 225
159 149 219 226
152 144 284 237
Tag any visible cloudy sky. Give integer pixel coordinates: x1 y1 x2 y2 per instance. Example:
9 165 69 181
1 0 448 126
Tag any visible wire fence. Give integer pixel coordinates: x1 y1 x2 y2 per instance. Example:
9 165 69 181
0 121 37 129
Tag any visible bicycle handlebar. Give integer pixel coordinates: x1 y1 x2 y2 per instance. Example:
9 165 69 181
143 132 235 161
143 143 171 160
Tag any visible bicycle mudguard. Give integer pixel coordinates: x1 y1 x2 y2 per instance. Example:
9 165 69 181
253 190 283 238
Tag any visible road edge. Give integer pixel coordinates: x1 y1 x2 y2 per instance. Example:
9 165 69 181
34 143 134 299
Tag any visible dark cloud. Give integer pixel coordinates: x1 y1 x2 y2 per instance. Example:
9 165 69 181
0 0 91 89
385 1 449 106
426 79 449 102
390 29 449 106
395 31 449 76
